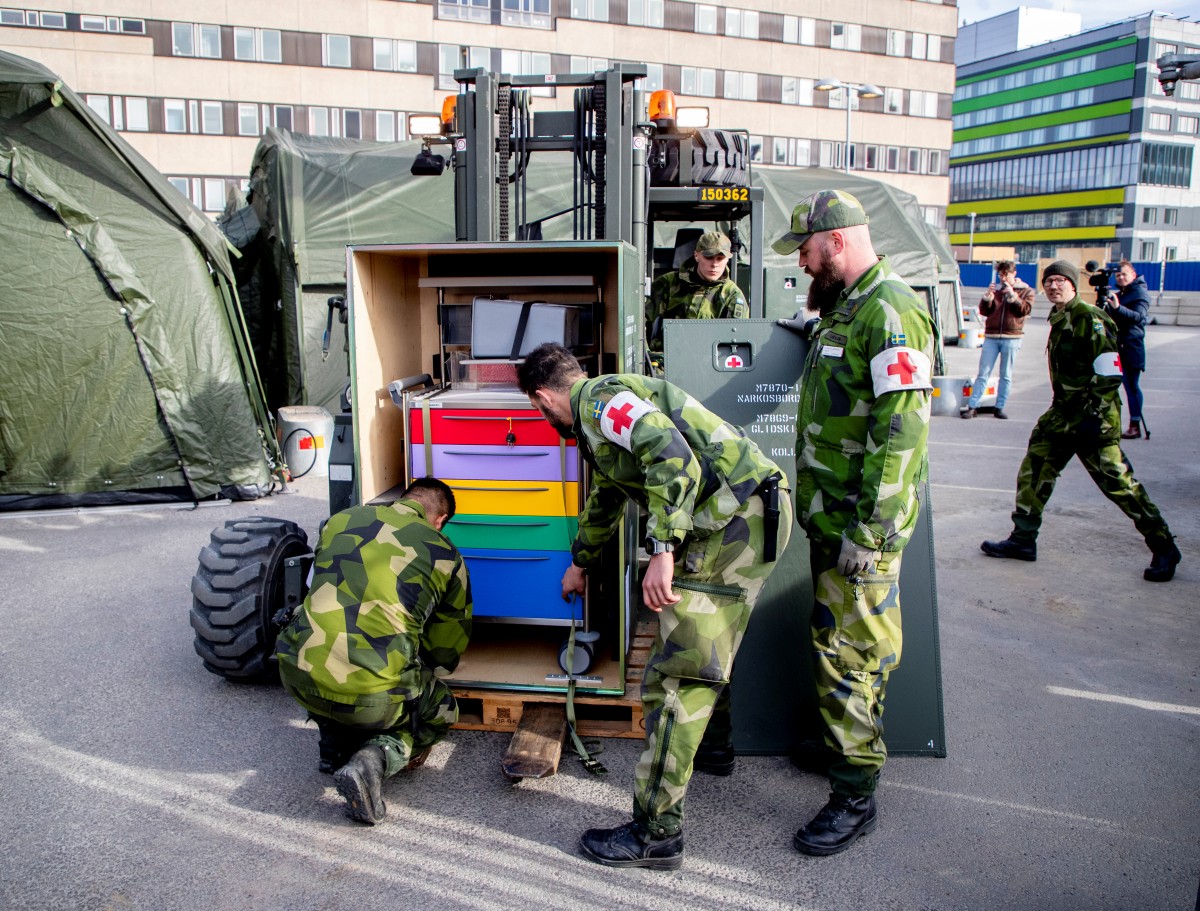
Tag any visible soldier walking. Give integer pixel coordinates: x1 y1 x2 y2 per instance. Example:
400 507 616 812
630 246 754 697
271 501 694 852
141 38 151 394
517 343 790 870
276 478 473 824
981 260 1181 581
773 189 936 856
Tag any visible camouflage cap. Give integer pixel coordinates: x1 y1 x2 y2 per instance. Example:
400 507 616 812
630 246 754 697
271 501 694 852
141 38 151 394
695 231 731 257
771 190 869 255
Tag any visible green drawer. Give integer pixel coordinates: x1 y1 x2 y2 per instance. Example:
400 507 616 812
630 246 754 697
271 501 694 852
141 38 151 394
444 514 578 552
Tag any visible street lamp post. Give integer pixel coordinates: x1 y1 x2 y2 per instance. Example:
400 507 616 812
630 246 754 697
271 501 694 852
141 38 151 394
815 77 883 173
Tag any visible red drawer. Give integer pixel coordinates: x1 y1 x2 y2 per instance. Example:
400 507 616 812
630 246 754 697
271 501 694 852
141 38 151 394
409 408 574 447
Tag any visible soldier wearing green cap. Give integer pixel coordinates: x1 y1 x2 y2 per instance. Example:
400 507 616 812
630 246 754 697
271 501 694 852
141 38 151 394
646 230 748 373
517 342 790 870
773 189 935 856
276 477 473 825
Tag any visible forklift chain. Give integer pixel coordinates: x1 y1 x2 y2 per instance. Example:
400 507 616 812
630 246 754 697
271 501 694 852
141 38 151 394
593 82 606 239
498 83 511 240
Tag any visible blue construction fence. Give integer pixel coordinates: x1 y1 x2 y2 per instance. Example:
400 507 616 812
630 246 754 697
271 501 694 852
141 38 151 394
959 261 1200 292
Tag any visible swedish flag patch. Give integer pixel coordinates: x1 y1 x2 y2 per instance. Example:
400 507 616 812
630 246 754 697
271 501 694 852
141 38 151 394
889 332 907 347
590 400 605 421
1092 318 1104 335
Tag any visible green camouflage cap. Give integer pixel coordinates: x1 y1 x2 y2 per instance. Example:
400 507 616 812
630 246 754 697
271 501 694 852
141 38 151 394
771 190 869 255
695 231 731 257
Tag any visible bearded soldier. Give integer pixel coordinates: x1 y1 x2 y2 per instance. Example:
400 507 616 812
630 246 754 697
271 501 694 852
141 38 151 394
276 477 473 825
774 189 935 856
517 343 789 870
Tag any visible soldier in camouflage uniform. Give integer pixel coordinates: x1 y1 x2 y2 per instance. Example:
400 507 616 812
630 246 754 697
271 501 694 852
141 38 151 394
773 189 935 856
276 477 473 825
981 260 1180 582
517 343 790 870
646 230 749 374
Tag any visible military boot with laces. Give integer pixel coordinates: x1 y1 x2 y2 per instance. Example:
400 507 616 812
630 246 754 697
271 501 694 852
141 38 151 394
793 794 878 856
579 820 684 869
334 744 387 825
1144 542 1181 582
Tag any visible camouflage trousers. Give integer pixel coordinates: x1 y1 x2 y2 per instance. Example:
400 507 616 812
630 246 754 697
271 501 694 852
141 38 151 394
809 541 903 797
283 666 458 778
1011 408 1172 550
633 490 792 837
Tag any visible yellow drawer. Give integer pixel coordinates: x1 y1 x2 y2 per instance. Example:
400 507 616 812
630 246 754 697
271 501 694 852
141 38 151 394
444 479 580 517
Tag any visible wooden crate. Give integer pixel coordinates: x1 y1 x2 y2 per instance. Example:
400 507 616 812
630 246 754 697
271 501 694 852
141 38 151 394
452 618 656 740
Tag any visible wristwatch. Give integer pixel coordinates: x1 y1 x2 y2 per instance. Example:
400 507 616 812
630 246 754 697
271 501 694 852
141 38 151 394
644 538 676 556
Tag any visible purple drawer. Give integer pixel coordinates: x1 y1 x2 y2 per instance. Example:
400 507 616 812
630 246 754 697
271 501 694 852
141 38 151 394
411 444 580 482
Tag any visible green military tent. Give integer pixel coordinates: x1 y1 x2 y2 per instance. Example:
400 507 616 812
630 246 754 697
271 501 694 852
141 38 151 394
226 129 962 412
0 51 280 509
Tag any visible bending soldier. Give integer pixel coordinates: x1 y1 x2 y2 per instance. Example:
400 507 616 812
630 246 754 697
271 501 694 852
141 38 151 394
517 343 790 870
276 478 473 825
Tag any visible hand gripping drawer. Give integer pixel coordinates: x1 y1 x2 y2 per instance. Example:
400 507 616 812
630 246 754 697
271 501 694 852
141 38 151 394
410 408 574 448
460 548 582 623
412 444 581 483
445 479 580 517
445 515 579 551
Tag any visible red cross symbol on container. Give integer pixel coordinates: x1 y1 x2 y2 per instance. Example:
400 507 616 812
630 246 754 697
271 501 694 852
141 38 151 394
607 401 637 434
887 351 917 385
724 354 744 369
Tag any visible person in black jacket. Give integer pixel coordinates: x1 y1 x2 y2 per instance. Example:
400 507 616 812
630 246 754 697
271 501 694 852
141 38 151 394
1104 260 1151 439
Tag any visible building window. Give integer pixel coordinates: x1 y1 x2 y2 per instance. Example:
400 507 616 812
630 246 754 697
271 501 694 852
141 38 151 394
275 105 294 132
748 134 763 163
927 149 942 174
886 29 905 56
926 35 942 61
374 38 418 72
884 87 902 114
167 176 189 198
441 0 491 23
171 22 194 56
309 107 329 137
695 4 717 34
910 90 938 118
1142 208 1157 224
571 0 609 22
627 0 664 27
886 146 900 171
234 28 282 63
912 33 927 59
201 101 223 134
238 103 259 136
783 15 815 45
863 145 880 170
172 22 220 58
723 71 757 101
38 10 65 27
81 14 106 31
439 44 490 90
377 110 396 142
725 9 758 39
343 109 362 139
323 34 351 68
1 9 26 25
680 67 716 98
1164 208 1178 225
126 97 149 131
907 148 922 172
1148 112 1171 131
1164 246 1177 261
502 0 551 29
571 55 609 73
1155 42 1177 58
164 99 187 133
502 50 553 95
830 23 861 51
1138 240 1156 260
203 178 226 212
642 62 664 92
85 94 110 124
781 77 813 106
1178 115 1198 135
1180 82 1200 100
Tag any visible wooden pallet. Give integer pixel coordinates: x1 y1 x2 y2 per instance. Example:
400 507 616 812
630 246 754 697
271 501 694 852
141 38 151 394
451 618 656 778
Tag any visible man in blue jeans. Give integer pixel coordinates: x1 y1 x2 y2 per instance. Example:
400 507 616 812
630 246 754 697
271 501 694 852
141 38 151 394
961 260 1034 420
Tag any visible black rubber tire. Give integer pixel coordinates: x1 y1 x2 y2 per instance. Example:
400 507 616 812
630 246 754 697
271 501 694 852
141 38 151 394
190 516 309 682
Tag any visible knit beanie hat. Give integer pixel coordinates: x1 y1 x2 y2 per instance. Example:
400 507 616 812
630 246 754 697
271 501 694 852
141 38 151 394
1041 260 1078 290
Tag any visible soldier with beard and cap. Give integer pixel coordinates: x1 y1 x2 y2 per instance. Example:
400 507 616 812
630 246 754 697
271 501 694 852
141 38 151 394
773 189 935 856
516 343 790 870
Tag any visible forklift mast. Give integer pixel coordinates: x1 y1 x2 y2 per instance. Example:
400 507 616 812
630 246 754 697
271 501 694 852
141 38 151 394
444 65 765 316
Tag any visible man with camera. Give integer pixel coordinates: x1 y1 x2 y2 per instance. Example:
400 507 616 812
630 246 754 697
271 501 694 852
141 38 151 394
980 261 1180 583
961 260 1035 420
1101 260 1152 440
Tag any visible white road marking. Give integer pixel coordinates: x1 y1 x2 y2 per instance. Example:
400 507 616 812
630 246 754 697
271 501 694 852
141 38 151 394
1047 685 1200 716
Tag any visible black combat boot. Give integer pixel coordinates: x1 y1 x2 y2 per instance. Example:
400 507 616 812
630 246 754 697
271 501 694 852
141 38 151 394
980 537 1037 561
1144 542 1181 582
579 821 684 869
693 743 736 776
334 745 387 825
793 793 878 856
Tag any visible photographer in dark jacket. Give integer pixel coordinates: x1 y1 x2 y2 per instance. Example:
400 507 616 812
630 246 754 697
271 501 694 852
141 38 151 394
1104 260 1151 439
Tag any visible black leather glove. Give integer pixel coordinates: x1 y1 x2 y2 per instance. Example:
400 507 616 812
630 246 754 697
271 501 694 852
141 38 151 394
777 313 818 339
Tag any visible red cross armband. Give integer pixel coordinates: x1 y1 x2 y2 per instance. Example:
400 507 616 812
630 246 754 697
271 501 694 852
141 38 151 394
869 346 933 396
1093 352 1123 377
596 390 656 450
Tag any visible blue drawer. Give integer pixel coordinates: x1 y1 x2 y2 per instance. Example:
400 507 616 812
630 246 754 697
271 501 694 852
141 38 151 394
460 548 581 624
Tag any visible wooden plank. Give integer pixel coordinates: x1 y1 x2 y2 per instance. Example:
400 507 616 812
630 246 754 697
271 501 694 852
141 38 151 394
500 703 568 780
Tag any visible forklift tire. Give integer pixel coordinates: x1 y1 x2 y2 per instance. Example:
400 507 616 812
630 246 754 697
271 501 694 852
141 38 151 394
190 516 309 682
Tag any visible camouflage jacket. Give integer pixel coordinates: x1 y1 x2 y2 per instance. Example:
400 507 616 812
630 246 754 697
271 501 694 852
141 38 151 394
275 499 473 707
568 374 784 565
796 256 934 553
646 262 748 355
1046 294 1123 423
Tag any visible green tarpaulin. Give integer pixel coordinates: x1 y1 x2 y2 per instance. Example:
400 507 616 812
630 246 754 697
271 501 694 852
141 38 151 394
0 51 278 509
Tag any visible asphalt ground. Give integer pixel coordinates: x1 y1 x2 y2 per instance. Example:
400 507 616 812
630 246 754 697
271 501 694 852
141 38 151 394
0 316 1197 911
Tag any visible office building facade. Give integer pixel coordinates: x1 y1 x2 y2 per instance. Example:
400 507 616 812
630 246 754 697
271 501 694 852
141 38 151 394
949 12 1200 263
2 0 955 224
